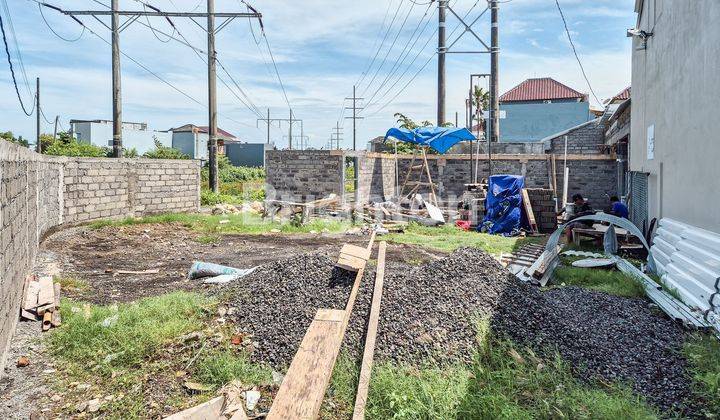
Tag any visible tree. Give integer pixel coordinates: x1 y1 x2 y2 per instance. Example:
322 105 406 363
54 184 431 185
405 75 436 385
1 131 29 147
143 137 189 159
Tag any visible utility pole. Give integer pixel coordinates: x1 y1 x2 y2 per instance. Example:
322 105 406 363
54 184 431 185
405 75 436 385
331 122 343 150
207 0 218 191
288 109 293 149
35 77 40 153
489 0 499 144
53 115 59 141
262 108 271 143
257 111 302 149
437 0 447 126
111 0 122 158
344 85 364 150
56 3 262 188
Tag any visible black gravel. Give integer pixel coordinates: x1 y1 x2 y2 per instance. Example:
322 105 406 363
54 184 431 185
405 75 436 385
225 247 697 415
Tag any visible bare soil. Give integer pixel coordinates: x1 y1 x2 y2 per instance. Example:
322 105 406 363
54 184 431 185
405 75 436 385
41 223 444 304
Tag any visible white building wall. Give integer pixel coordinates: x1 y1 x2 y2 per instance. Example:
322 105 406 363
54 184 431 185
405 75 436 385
630 0 720 232
72 121 171 155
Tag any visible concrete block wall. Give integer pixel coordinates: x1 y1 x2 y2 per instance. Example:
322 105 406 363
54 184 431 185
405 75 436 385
0 140 200 373
356 155 397 203
547 120 607 155
265 150 344 201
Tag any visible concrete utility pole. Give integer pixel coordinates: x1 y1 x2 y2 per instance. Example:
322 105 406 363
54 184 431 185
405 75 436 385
53 115 59 141
437 0 447 126
265 108 270 143
489 0 499 144
111 0 122 158
57 3 262 189
344 85 364 151
35 77 40 153
207 0 218 191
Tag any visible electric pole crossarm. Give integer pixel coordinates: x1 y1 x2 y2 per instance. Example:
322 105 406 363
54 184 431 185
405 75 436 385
445 5 491 52
61 11 261 18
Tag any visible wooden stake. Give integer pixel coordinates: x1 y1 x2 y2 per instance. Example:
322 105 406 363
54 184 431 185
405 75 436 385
352 241 386 420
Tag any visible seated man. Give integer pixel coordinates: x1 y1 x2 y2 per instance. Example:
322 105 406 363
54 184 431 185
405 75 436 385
558 193 595 241
609 195 629 219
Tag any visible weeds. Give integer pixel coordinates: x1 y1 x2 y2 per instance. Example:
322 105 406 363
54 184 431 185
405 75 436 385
193 349 272 389
683 333 720 416
385 223 539 255
553 266 646 298
54 276 90 293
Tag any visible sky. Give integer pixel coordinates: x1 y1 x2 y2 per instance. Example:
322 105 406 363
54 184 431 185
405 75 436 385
0 0 636 150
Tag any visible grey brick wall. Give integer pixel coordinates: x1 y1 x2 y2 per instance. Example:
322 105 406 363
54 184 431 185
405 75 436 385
265 150 344 202
547 120 607 155
0 140 200 374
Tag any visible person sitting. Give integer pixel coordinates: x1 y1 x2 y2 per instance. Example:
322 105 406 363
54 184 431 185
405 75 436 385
558 193 595 241
609 195 629 219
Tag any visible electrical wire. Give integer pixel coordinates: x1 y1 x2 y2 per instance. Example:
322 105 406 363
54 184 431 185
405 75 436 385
1 0 32 97
361 2 436 109
554 0 602 106
142 3 174 43
358 0 418 97
39 3 85 42
364 0 483 117
0 6 34 116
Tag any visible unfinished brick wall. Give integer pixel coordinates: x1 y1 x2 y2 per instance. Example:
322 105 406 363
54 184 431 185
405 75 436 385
547 119 607 155
265 150 345 201
356 154 397 203
0 140 200 374
63 159 200 223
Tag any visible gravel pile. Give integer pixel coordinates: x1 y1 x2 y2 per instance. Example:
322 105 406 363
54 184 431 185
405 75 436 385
227 252 360 367
225 247 695 414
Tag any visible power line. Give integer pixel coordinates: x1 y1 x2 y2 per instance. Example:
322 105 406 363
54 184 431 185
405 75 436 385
554 0 601 106
355 0 404 91
358 0 418 97
1 0 32 97
38 3 85 42
0 6 34 116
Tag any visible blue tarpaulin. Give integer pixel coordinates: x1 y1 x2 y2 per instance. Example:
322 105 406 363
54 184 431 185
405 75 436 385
480 175 525 235
384 126 476 154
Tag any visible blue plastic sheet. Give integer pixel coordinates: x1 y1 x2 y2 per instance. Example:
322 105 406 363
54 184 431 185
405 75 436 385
479 175 524 235
384 126 476 154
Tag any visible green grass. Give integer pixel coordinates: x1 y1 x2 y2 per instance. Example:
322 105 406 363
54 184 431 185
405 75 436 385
54 276 90 293
88 212 350 237
324 319 658 419
683 333 720 416
553 266 647 298
384 223 540 255
46 291 273 418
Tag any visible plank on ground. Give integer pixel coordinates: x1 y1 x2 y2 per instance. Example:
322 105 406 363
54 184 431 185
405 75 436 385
352 242 387 420
266 309 346 420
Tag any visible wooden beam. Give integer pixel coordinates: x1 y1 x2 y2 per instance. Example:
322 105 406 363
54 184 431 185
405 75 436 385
266 309 346 420
366 152 617 161
352 242 387 420
268 233 376 420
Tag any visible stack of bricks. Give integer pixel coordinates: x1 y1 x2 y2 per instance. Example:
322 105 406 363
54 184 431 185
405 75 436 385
525 188 557 233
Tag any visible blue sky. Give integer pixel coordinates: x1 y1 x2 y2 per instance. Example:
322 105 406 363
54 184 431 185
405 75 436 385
0 0 636 149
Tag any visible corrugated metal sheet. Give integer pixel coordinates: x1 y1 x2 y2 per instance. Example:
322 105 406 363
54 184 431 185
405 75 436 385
499 77 585 102
652 218 720 332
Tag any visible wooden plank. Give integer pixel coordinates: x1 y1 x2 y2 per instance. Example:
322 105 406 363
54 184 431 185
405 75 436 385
36 276 54 308
51 283 62 327
521 189 538 233
352 242 386 420
269 233 375 420
337 254 367 272
266 309 346 420
163 395 225 420
340 244 371 261
23 280 41 311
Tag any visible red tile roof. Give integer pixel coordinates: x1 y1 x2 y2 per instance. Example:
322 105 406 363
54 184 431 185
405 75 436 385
499 77 586 102
609 86 631 102
172 124 236 139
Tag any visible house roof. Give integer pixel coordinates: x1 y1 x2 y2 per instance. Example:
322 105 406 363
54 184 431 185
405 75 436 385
171 124 237 139
605 86 631 104
500 77 586 102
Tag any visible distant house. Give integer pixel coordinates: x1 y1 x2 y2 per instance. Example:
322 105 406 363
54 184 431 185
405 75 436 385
69 119 172 154
170 124 237 161
498 77 593 142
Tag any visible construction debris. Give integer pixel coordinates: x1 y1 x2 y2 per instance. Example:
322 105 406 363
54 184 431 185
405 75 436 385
187 261 257 284
21 276 61 331
16 356 30 368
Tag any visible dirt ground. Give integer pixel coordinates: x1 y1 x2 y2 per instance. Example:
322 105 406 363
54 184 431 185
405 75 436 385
0 222 445 419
